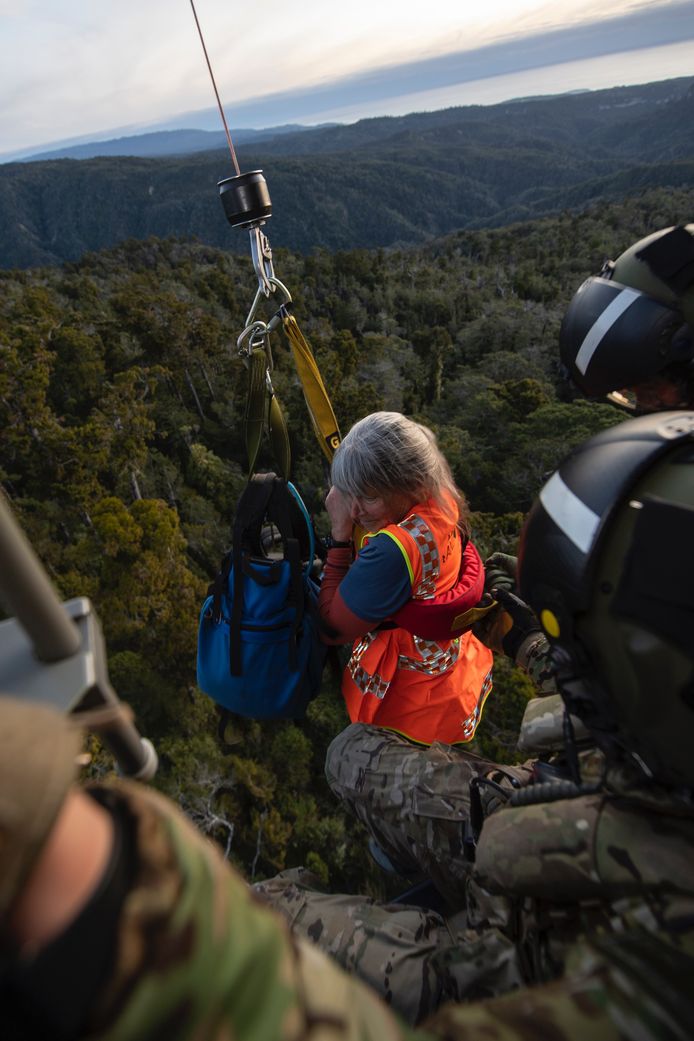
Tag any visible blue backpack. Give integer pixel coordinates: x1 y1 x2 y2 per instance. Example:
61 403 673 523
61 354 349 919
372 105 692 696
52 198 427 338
196 474 327 720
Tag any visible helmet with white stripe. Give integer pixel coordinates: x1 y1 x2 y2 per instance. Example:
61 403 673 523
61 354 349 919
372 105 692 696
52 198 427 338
560 225 694 411
518 411 694 786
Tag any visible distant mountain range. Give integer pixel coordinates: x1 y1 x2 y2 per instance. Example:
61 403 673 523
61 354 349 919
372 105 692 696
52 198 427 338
1 77 692 270
11 124 337 163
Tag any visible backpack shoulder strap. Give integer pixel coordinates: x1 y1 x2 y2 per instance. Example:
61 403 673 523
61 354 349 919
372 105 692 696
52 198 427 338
229 476 277 676
233 473 277 546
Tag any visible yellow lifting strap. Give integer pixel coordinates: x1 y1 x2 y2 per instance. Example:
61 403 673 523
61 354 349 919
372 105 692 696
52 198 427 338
282 314 341 463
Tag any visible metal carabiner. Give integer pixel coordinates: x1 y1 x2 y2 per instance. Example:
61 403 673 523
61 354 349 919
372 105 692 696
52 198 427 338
236 275 292 369
243 276 293 332
266 277 292 333
237 322 274 372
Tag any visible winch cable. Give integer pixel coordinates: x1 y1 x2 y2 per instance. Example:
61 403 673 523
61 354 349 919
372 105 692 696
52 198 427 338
188 0 240 174
188 0 341 479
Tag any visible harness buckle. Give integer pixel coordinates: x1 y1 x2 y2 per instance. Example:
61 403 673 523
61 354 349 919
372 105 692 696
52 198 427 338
243 276 292 332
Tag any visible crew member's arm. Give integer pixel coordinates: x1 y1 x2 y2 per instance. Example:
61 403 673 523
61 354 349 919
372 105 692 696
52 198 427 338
1 699 428 1041
492 587 557 695
8 787 113 953
1 699 129 1040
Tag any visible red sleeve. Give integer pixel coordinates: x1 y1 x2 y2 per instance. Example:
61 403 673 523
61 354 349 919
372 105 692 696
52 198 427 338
318 547 375 645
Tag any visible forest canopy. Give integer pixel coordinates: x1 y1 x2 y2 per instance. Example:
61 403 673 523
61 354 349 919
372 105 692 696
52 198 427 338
1 185 692 894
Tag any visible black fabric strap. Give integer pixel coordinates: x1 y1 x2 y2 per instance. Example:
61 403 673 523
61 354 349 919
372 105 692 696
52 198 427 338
210 551 232 623
234 474 277 547
266 479 295 546
229 477 276 676
284 537 303 671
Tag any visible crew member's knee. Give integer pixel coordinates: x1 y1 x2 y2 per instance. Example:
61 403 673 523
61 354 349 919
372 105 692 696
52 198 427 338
325 723 385 795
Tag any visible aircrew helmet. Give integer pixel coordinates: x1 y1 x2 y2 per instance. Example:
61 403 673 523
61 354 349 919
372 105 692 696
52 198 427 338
560 225 694 410
517 411 694 787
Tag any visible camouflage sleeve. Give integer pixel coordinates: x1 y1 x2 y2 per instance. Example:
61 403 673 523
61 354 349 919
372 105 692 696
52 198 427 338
514 632 557 696
85 779 429 1041
516 694 589 757
472 612 556 696
421 932 694 1041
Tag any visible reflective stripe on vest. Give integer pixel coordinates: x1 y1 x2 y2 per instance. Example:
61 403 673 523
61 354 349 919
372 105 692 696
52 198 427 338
397 635 462 676
397 514 438 599
348 633 462 700
460 668 494 740
348 632 390 699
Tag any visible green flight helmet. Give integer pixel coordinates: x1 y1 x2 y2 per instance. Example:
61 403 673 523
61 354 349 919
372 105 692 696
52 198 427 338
560 224 694 410
518 411 694 787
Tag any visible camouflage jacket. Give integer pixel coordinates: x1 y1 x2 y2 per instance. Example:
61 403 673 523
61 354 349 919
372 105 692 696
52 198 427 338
81 779 426 1041
93 779 694 1041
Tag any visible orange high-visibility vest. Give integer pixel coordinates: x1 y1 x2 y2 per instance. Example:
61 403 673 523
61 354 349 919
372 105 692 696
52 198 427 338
342 497 494 745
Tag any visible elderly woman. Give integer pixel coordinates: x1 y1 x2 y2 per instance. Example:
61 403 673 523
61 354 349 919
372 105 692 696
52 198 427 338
319 411 493 747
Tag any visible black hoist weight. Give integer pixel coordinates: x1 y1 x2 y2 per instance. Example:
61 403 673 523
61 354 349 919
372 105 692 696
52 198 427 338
218 169 272 228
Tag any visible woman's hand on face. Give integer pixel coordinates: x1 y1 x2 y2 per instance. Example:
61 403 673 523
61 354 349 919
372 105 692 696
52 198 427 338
326 486 353 541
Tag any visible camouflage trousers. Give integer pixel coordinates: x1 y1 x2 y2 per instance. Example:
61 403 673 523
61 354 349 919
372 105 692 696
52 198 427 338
324 723 532 905
255 726 532 1023
253 866 525 1025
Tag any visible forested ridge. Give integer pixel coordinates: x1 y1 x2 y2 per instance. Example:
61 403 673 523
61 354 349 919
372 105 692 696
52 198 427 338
1 77 692 269
2 186 692 894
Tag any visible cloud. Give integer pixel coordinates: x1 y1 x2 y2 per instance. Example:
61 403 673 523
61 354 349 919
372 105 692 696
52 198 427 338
199 0 694 126
2 0 692 154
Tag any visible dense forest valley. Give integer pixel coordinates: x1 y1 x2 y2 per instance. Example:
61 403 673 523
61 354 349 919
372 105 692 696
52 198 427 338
2 77 693 269
2 185 692 895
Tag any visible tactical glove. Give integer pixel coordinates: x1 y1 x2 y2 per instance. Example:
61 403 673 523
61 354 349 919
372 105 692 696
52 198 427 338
472 601 513 654
483 552 517 595
492 586 542 660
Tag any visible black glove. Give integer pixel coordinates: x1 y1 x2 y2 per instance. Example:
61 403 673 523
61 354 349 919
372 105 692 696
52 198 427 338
492 586 541 660
483 552 517 596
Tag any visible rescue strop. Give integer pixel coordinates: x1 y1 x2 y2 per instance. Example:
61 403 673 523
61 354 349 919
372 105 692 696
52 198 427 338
392 539 491 639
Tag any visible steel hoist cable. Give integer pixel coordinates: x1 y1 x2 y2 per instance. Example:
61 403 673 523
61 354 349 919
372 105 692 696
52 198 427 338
188 0 240 174
188 0 341 480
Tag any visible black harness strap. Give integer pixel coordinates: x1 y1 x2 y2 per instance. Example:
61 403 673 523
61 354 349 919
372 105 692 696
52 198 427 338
228 474 309 677
229 476 276 676
265 479 304 671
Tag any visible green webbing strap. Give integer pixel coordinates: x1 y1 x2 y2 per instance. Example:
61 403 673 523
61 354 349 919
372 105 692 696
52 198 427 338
282 314 341 462
245 347 291 481
245 348 267 478
268 392 291 482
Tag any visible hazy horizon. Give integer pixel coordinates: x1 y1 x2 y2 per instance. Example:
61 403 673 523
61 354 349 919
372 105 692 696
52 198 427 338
3 44 692 165
2 0 692 162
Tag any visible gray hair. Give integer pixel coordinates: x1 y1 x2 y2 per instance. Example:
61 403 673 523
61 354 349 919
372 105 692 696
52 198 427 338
331 412 469 530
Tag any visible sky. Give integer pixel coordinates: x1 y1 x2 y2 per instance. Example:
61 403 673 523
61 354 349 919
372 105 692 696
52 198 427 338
1 0 693 159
